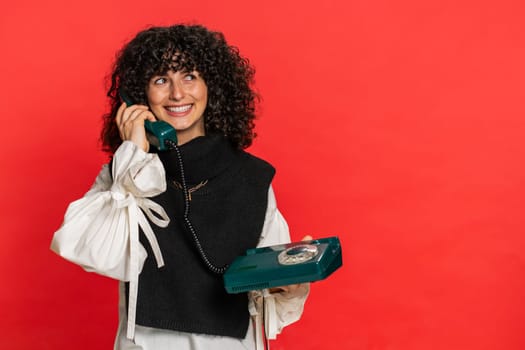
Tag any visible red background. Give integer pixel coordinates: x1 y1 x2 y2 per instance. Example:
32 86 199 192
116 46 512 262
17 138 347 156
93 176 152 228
1 0 525 349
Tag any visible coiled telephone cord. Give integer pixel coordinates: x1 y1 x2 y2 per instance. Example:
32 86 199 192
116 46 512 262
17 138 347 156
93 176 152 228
166 139 229 275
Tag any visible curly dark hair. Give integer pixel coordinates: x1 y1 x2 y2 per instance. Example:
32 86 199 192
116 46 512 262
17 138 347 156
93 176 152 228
101 24 258 154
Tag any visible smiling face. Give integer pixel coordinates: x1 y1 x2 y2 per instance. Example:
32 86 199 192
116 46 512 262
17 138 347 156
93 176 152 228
146 70 208 145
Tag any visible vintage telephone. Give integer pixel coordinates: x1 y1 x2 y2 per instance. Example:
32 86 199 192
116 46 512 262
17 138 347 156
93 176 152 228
223 236 342 293
119 89 177 150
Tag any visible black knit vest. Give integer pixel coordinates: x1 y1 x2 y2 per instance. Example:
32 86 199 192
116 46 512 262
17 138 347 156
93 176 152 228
129 135 275 338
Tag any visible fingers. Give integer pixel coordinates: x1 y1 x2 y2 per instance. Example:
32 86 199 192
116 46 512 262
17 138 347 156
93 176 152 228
269 283 306 294
116 103 156 152
276 284 296 293
302 235 313 241
117 104 149 131
115 102 127 127
269 286 291 293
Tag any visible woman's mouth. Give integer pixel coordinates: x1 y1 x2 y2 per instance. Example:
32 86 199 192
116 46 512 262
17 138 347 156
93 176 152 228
166 104 192 115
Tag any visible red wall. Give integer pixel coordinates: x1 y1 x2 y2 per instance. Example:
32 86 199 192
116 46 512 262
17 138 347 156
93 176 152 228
1 0 525 349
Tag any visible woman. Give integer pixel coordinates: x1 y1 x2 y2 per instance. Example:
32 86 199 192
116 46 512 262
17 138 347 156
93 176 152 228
53 24 309 350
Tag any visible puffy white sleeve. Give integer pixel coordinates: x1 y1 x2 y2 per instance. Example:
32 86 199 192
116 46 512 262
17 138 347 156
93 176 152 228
248 186 310 346
50 141 170 340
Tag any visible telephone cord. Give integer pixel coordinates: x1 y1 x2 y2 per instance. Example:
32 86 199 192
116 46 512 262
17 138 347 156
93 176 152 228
166 139 229 274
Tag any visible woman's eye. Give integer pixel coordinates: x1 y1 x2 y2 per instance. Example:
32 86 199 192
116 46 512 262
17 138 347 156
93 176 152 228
183 74 195 81
153 77 167 85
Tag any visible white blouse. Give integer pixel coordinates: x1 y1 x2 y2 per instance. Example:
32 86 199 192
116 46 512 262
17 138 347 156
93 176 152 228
51 141 309 350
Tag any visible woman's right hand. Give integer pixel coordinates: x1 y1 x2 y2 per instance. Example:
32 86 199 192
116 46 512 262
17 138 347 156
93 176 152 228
115 102 157 152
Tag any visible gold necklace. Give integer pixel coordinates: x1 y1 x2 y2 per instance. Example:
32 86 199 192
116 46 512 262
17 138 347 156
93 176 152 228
172 180 208 201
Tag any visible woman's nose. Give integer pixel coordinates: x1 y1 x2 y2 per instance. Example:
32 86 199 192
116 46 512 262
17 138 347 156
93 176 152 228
170 81 185 101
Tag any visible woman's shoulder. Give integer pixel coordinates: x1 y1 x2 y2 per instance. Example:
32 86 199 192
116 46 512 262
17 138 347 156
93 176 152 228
237 150 276 185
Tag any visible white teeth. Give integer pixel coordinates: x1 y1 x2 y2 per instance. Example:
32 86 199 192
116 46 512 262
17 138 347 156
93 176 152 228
167 105 192 113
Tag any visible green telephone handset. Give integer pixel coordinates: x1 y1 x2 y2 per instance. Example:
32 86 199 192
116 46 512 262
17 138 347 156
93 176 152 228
119 89 177 151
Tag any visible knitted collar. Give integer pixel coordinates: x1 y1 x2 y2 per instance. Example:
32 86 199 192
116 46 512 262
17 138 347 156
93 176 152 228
156 134 238 184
